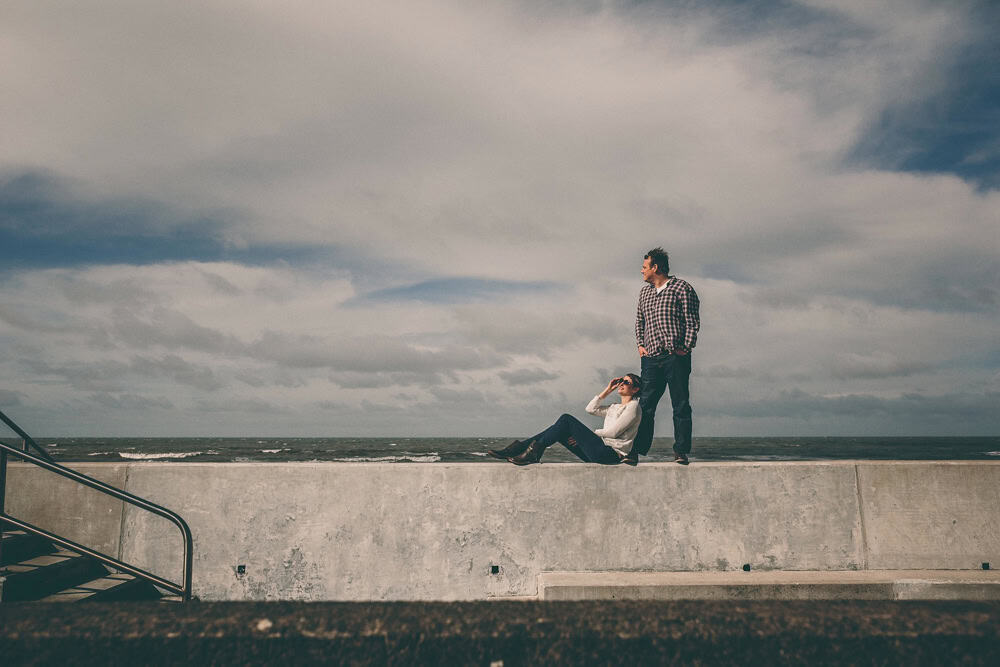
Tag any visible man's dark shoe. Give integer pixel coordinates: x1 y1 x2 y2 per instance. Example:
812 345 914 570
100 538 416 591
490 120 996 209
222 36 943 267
674 453 689 465
509 440 548 465
621 453 638 466
488 439 531 460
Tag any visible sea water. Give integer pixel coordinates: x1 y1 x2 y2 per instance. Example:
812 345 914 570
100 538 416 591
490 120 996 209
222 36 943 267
26 436 1000 463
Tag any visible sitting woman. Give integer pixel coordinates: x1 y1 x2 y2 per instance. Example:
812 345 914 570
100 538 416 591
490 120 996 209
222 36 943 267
488 374 642 465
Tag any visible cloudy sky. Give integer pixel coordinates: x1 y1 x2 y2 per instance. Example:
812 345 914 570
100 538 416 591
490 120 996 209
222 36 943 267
2 0 998 437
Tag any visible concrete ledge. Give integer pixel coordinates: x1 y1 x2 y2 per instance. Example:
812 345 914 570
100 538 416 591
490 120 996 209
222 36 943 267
538 570 1000 600
7 461 1000 600
3 600 1000 665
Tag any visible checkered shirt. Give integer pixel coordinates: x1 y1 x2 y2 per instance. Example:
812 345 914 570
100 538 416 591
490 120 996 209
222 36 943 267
635 277 700 355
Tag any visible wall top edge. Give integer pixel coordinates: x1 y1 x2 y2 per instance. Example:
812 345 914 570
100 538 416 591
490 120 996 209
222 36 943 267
8 460 1000 469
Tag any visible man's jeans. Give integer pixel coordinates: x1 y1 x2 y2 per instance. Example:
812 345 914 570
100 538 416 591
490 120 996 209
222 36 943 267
634 352 692 456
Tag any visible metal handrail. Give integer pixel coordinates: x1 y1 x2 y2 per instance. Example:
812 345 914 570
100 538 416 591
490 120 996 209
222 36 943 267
0 410 54 463
0 438 193 601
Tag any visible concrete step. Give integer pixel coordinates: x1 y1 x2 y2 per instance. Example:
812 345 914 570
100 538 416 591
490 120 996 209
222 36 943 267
537 570 1000 601
0 549 110 601
1 530 57 565
38 572 163 602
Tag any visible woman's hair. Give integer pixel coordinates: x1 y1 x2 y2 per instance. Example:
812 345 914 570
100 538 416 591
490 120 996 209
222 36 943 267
624 373 642 389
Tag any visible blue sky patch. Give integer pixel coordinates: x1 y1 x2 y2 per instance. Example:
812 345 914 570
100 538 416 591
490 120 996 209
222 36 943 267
0 170 329 270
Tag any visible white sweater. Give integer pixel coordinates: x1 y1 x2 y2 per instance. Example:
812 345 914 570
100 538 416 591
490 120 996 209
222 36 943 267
585 395 642 456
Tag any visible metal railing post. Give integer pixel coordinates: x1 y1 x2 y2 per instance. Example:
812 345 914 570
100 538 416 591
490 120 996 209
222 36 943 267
0 448 7 566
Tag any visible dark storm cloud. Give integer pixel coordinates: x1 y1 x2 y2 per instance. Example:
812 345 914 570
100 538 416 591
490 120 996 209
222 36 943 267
191 398 289 414
453 307 624 357
233 368 308 389
23 355 224 392
700 365 755 379
110 307 242 355
248 331 507 374
88 392 174 410
129 355 225 391
328 371 453 389
829 353 936 380
0 389 24 407
357 278 558 305
24 358 133 392
712 388 1000 424
498 368 560 386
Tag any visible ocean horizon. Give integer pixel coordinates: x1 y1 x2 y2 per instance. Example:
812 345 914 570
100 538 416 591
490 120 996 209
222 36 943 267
17 436 1000 464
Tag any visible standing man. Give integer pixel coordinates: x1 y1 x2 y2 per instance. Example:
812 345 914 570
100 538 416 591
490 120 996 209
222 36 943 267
625 247 700 466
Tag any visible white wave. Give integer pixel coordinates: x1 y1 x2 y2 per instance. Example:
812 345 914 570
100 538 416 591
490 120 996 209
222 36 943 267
87 451 113 456
469 452 487 457
731 455 803 461
327 455 441 463
260 448 290 454
985 451 1000 457
117 451 204 460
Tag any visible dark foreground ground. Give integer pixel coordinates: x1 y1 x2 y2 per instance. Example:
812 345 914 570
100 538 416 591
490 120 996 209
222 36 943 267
2 600 999 665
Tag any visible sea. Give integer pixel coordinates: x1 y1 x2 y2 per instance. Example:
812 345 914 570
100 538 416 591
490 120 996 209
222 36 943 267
22 436 1000 463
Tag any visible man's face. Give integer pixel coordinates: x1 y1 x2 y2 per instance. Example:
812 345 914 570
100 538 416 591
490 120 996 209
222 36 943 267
641 257 657 283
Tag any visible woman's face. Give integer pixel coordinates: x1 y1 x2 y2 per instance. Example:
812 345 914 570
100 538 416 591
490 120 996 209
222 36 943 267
617 377 640 397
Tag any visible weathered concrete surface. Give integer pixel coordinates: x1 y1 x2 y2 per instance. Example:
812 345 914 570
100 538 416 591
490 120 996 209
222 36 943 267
7 461 1000 601
119 462 864 600
4 463 127 559
2 600 999 666
857 462 1000 570
537 570 1000 600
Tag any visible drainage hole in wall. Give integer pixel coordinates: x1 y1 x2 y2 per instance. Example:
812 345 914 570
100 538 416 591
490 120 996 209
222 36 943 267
490 565 500 575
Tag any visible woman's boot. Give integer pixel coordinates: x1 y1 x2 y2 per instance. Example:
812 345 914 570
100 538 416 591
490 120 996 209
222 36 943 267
509 439 549 465
487 439 533 460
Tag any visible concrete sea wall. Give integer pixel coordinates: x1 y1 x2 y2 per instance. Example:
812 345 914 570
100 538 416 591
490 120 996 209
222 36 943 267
5 462 999 600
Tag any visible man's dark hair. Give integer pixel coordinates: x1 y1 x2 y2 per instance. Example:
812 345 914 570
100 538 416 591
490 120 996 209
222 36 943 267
644 247 670 275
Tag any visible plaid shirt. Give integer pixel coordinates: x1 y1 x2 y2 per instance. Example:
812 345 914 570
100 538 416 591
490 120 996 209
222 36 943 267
635 277 700 355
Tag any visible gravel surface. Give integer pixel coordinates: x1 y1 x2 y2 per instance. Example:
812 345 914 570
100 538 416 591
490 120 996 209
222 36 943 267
2 599 999 665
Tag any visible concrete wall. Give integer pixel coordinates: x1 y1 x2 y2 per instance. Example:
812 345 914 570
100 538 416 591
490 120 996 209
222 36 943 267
4 463 128 559
5 461 999 600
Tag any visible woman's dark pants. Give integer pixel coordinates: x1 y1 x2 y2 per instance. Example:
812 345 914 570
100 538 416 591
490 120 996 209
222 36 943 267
634 352 692 457
530 414 622 465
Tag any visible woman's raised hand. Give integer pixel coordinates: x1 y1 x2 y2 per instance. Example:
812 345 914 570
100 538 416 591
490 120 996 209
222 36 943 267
601 377 622 397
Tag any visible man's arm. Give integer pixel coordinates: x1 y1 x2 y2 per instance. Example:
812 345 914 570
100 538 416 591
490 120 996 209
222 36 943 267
681 284 700 351
635 292 647 356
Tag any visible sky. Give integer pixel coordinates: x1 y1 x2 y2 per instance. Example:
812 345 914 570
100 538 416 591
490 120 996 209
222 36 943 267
1 0 998 437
